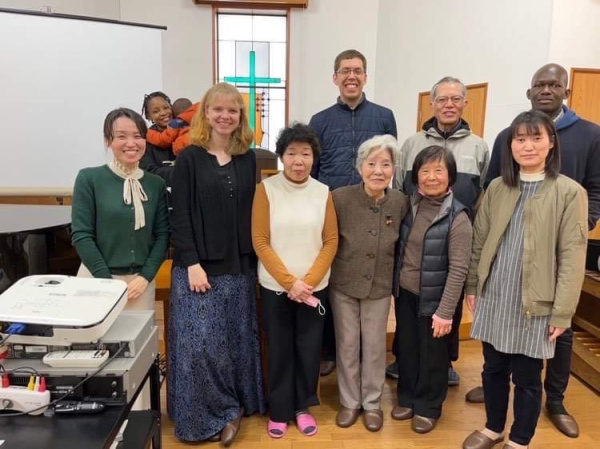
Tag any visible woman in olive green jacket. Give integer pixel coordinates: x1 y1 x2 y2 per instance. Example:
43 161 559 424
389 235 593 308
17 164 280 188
463 110 587 449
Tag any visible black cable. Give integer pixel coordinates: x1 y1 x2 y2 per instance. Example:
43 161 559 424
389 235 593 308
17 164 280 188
0 345 124 417
3 366 40 376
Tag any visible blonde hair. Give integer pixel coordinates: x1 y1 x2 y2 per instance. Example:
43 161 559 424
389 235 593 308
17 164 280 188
189 82 254 155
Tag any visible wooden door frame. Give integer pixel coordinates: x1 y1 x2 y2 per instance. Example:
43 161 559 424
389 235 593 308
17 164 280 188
568 67 600 109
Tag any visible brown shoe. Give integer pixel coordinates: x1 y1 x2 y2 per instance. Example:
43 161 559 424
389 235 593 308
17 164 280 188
466 386 485 403
220 411 243 447
412 415 437 434
462 430 504 449
548 413 579 438
319 360 336 377
336 406 361 428
391 405 413 421
363 409 383 432
207 433 221 442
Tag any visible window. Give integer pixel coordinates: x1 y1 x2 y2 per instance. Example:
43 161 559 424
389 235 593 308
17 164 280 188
216 12 288 151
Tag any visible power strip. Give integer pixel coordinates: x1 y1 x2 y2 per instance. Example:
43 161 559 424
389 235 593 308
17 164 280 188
0 386 50 415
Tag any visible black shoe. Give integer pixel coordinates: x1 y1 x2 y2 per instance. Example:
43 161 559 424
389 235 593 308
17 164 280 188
385 361 399 379
319 360 336 377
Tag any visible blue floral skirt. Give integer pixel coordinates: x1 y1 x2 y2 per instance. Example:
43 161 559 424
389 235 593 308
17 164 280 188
167 266 266 441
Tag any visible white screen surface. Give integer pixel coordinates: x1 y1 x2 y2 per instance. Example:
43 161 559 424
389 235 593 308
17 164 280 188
0 11 163 190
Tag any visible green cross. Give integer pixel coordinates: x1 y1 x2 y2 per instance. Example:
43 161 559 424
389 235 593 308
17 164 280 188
224 50 281 147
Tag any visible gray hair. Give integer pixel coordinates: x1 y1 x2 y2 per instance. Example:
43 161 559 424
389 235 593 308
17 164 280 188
355 134 399 170
430 76 467 99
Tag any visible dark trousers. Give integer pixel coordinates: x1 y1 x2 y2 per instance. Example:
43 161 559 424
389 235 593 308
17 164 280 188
395 288 449 419
321 287 336 362
261 286 325 422
544 328 572 413
448 296 463 362
482 342 543 445
393 294 463 364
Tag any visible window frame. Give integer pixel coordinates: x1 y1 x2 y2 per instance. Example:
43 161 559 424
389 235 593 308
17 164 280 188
212 5 290 133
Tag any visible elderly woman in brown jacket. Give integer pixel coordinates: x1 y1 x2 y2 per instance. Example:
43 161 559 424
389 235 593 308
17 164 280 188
329 134 409 432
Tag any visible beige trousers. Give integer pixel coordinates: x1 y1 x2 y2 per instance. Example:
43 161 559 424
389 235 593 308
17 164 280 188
330 288 391 410
77 264 156 409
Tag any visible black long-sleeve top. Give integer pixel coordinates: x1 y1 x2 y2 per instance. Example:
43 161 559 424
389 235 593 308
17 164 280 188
170 145 256 275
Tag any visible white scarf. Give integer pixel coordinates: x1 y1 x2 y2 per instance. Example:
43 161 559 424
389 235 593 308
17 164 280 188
108 160 148 230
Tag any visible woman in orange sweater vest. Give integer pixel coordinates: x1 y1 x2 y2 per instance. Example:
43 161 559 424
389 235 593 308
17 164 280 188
252 123 338 439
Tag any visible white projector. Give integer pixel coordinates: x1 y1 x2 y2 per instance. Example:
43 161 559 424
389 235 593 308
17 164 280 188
0 275 127 345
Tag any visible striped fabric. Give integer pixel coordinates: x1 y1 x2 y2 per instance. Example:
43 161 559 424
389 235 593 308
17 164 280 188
471 180 554 360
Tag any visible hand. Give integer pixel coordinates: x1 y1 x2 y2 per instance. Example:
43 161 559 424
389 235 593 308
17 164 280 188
432 320 452 338
127 275 149 300
288 279 313 303
188 264 211 293
466 294 476 313
548 326 566 342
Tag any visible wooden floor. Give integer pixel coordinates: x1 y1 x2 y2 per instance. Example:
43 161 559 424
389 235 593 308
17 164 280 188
154 305 600 449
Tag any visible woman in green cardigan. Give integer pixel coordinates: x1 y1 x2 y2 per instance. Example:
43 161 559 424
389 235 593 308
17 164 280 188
71 107 170 311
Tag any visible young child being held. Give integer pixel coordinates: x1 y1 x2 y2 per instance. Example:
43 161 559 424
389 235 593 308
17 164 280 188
142 92 199 154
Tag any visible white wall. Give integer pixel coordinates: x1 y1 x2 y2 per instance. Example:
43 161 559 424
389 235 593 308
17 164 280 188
5 0 600 150
549 0 600 74
0 0 118 19
289 0 380 123
375 0 553 147
120 0 213 103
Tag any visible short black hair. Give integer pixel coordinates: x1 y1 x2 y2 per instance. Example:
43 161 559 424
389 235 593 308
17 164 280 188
411 145 457 187
103 108 148 143
275 122 321 159
172 97 193 117
141 91 172 120
502 110 561 187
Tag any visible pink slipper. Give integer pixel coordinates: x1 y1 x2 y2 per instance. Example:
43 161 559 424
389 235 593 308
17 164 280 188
296 412 317 436
267 419 287 438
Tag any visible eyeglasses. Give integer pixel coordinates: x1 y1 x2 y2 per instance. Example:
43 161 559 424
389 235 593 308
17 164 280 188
335 68 365 77
434 96 464 105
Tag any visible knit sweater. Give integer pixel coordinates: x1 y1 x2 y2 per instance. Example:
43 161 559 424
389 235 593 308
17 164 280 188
252 173 338 292
71 165 170 281
171 146 256 269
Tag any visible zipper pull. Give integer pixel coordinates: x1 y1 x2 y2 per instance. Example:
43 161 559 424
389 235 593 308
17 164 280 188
525 309 531 331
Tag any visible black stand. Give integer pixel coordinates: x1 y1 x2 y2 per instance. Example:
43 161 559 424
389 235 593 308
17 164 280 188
0 357 162 449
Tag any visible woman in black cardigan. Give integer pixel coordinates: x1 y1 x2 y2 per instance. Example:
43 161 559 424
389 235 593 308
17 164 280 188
168 83 266 446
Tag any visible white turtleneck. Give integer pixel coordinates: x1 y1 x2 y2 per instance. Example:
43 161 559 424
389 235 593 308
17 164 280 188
519 170 545 182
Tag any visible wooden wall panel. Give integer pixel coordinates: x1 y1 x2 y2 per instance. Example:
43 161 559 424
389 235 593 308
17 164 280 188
568 68 600 126
0 196 72 205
